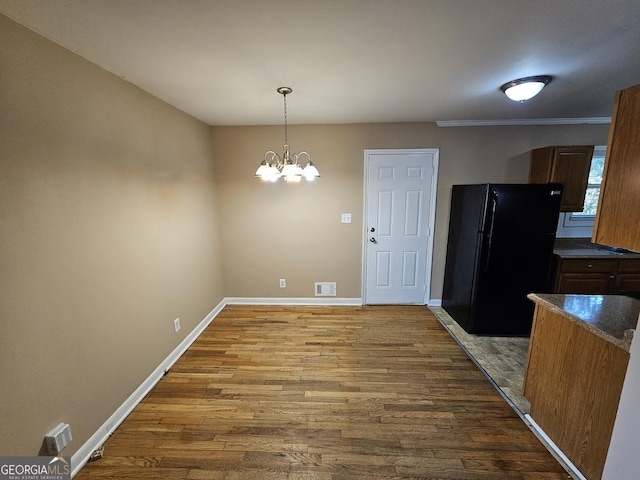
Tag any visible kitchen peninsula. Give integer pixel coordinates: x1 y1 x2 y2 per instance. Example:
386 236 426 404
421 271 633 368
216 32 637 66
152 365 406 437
524 293 640 480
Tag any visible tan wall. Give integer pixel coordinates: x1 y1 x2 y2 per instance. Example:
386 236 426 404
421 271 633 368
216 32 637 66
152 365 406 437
0 15 224 456
213 122 610 300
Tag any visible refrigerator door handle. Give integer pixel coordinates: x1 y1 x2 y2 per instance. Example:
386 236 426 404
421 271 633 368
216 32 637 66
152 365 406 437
483 191 498 272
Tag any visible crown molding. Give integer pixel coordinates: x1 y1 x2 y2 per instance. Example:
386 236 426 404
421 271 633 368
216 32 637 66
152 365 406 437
436 117 611 127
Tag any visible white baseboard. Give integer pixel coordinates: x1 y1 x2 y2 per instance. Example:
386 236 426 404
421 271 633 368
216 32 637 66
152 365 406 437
71 299 226 477
428 298 442 307
524 414 586 480
225 297 363 306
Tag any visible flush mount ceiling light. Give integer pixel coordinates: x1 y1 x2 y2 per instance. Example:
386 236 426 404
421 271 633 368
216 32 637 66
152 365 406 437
255 87 320 183
500 75 552 102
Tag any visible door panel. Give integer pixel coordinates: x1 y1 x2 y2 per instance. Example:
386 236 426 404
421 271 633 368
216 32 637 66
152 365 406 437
364 150 437 304
402 251 418 287
375 251 391 287
378 190 393 236
404 190 422 236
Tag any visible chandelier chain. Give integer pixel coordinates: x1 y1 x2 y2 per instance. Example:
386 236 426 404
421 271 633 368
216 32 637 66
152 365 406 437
283 91 288 147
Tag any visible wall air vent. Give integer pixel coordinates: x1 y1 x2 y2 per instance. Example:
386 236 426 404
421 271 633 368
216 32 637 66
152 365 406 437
315 282 337 297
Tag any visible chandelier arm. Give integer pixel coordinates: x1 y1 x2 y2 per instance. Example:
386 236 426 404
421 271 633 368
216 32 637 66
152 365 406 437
295 151 311 163
264 150 281 165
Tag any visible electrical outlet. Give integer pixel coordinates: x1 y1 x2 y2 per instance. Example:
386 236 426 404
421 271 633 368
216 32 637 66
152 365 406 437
341 213 352 224
279 278 286 288
174 317 180 333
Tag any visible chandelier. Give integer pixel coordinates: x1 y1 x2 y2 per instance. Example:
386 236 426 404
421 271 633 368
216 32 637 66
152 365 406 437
255 87 320 183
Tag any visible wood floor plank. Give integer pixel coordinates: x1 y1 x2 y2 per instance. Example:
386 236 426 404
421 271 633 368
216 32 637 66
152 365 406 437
75 305 570 479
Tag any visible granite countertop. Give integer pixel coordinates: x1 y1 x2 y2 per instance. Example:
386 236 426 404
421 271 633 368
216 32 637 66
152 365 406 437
528 293 640 352
554 238 640 259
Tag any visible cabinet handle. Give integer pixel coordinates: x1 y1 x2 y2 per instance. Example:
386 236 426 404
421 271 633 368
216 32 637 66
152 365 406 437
587 264 593 268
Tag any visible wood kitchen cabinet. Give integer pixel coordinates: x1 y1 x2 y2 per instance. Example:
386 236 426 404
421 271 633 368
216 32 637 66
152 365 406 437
554 256 640 295
593 84 640 251
616 259 640 295
529 145 594 212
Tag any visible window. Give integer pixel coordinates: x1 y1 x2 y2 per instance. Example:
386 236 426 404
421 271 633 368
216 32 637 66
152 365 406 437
556 145 606 237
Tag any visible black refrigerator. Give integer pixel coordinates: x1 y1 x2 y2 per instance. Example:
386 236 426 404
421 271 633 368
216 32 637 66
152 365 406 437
442 183 563 335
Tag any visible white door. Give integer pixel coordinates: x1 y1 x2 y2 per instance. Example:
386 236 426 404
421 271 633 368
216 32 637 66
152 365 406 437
363 149 438 304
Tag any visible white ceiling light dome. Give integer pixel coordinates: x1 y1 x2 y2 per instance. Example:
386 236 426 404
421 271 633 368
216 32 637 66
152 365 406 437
500 75 552 102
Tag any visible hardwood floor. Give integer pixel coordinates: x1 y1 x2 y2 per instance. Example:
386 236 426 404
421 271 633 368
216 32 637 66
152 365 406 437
75 305 569 479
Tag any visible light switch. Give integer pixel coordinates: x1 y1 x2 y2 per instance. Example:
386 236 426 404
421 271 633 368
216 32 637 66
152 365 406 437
341 213 352 224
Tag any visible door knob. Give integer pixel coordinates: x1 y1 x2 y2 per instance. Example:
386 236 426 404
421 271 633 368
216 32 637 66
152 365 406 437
369 237 376 243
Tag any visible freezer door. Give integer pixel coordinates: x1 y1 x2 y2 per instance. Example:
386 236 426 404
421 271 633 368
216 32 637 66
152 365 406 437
468 232 556 335
442 185 488 330
483 184 563 234
442 225 483 331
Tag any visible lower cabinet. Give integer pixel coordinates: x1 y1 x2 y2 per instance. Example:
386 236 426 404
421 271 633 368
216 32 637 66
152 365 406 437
554 257 640 295
616 259 640 295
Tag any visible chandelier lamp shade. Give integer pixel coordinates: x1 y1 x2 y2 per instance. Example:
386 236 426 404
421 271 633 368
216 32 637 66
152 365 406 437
500 75 552 102
255 87 320 183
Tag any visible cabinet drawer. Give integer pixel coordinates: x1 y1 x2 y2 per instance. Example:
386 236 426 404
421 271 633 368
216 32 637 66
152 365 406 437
618 259 640 273
557 273 616 294
559 258 618 273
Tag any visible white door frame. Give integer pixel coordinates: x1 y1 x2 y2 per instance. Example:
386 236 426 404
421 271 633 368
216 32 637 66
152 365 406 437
361 148 439 305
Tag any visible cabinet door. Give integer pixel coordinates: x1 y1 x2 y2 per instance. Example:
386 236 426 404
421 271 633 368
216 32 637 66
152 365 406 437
593 84 640 251
615 274 640 295
550 147 593 211
557 273 616 294
529 146 593 212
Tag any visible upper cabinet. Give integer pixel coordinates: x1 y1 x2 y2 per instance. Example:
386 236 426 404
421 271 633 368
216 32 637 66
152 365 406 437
529 145 594 212
593 84 640 251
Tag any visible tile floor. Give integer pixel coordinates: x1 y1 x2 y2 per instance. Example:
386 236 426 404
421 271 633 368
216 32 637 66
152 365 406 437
430 306 531 415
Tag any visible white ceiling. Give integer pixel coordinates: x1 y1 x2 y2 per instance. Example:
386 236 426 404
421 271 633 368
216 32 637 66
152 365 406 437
2 0 640 126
